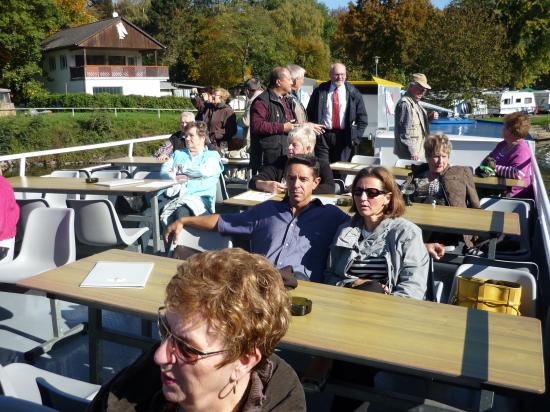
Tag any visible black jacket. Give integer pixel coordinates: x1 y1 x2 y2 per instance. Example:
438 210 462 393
87 343 306 412
306 81 368 147
249 156 335 194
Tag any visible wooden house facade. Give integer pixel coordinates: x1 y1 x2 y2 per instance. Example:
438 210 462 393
41 16 169 97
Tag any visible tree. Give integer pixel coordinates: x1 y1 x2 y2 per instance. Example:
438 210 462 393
0 0 66 101
271 0 331 79
53 0 95 26
114 0 151 27
331 0 436 81
415 3 510 105
196 3 285 86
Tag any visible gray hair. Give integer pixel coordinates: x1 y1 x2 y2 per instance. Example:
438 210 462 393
244 77 262 91
288 124 316 151
286 64 306 81
180 111 195 121
329 62 346 74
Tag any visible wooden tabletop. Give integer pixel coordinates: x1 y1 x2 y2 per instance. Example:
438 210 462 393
330 162 526 189
7 176 176 196
17 249 544 394
224 191 521 237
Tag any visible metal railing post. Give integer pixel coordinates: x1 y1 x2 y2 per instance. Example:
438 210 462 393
157 109 160 118
128 142 134 158
19 157 26 177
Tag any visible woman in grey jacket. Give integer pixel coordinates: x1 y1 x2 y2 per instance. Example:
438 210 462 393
324 166 429 300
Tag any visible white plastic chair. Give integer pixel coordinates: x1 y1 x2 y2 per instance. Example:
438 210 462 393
343 155 382 188
67 199 149 252
480 197 531 260
394 159 424 168
42 170 80 208
0 208 80 357
132 170 163 180
0 363 99 412
448 261 537 317
14 199 50 256
169 226 233 257
0 396 57 411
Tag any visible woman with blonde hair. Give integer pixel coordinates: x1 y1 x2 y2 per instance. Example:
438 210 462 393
89 248 305 411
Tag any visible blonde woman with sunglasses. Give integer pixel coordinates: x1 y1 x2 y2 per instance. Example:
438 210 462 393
324 166 428 300
88 248 305 412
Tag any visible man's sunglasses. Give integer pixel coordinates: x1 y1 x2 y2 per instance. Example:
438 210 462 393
157 307 227 363
352 188 387 198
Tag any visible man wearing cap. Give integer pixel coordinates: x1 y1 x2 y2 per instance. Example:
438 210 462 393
394 73 431 160
307 62 368 165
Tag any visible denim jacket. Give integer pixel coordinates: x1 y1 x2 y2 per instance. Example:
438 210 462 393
324 215 429 300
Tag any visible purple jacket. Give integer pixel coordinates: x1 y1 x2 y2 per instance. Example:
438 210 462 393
488 139 533 198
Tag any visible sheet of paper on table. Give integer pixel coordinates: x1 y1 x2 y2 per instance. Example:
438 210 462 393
95 179 144 187
233 191 274 202
332 162 357 169
80 261 154 288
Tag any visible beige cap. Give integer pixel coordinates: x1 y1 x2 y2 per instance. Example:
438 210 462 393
410 73 431 89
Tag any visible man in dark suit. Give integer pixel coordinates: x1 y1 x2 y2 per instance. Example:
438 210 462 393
306 63 368 164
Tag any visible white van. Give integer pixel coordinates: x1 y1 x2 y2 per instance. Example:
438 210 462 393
499 91 537 115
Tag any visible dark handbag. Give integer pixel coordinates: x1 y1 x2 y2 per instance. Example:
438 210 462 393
114 195 147 214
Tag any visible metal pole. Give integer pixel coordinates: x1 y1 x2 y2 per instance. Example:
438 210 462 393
374 56 380 77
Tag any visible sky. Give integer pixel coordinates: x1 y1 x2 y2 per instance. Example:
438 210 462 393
319 0 451 11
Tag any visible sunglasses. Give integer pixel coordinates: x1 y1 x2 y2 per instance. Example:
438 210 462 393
157 307 227 363
352 188 387 198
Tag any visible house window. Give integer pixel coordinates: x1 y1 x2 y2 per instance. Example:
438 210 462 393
93 87 123 95
60 55 67 70
525 98 533 104
75 55 84 66
127 56 137 66
49 56 56 71
109 56 125 65
87 55 106 65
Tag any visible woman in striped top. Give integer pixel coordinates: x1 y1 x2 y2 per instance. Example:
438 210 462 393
324 166 428 300
485 112 533 199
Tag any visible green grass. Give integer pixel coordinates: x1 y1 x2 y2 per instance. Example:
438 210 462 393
484 114 550 126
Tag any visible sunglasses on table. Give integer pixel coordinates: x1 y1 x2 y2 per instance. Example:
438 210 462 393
157 306 227 363
352 188 387 198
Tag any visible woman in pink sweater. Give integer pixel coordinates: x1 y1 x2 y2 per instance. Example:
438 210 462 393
487 112 533 199
0 175 19 263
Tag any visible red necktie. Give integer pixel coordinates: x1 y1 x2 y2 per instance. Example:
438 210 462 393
332 88 340 130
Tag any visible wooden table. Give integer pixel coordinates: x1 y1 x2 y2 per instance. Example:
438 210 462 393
224 191 520 258
7 176 176 253
17 249 545 402
330 162 527 189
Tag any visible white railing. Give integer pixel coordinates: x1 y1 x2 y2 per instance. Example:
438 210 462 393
531 153 550 271
0 134 170 176
0 106 245 117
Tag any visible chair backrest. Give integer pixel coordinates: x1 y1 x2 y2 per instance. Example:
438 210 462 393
344 155 382 188
17 208 75 269
37 378 91 412
16 199 50 239
449 262 537 317
394 159 424 168
67 199 127 247
42 170 80 208
216 174 228 204
480 197 531 255
0 396 57 412
175 226 232 252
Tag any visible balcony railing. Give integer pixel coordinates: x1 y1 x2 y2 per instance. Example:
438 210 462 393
70 65 169 80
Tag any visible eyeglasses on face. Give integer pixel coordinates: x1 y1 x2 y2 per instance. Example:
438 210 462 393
157 307 227 363
352 187 387 198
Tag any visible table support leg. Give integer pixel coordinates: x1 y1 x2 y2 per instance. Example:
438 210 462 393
88 307 103 384
488 238 497 260
151 194 160 253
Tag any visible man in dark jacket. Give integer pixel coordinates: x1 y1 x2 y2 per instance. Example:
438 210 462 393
250 67 296 171
307 63 368 164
